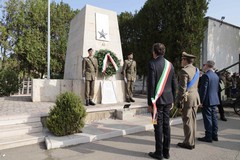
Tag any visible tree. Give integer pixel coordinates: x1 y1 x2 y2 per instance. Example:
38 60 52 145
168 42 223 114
0 0 77 78
118 0 209 73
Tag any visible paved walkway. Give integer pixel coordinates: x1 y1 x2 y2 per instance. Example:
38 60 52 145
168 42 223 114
0 95 147 118
1 95 239 160
0 95 53 117
0 109 239 160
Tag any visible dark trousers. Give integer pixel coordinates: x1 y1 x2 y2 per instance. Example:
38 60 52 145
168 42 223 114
202 105 218 140
217 104 225 118
153 104 171 156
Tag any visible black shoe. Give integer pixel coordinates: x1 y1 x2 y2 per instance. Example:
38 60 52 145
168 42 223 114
197 137 212 143
177 143 194 150
148 152 163 160
86 100 89 106
212 137 219 141
130 97 135 102
126 98 131 103
89 99 96 105
220 117 227 121
163 153 170 159
163 149 170 159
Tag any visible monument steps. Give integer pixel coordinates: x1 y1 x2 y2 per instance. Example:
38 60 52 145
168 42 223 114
0 122 43 138
0 132 45 150
0 115 44 150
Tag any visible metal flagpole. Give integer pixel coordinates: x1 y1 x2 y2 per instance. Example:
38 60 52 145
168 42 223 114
47 0 50 79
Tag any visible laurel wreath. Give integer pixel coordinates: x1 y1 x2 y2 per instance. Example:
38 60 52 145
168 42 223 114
94 49 121 77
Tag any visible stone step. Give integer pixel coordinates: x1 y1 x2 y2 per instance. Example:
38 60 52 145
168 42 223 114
0 115 41 126
0 132 45 150
0 122 43 138
85 105 148 123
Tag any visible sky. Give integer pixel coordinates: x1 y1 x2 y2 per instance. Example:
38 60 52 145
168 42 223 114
0 0 240 27
53 0 240 27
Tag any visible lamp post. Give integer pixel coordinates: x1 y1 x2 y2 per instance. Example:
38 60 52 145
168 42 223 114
47 0 50 79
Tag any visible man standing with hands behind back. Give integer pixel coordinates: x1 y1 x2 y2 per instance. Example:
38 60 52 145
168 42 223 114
82 48 98 106
177 52 200 150
122 52 137 103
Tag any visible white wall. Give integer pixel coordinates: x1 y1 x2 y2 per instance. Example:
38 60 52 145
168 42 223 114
32 79 125 103
203 17 240 73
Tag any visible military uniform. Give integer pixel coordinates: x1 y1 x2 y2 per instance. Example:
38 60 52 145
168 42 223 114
177 52 200 149
122 58 137 102
82 56 98 105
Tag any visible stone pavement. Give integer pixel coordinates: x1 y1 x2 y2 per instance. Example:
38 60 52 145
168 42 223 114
0 94 147 117
0 95 240 160
0 95 54 117
0 109 239 160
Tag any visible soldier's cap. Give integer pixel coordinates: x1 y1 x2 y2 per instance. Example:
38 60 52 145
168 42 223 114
203 60 215 68
88 48 93 52
128 52 133 55
182 52 196 59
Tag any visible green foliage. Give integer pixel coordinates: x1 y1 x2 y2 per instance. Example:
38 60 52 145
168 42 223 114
118 0 209 74
0 69 20 96
0 0 78 78
94 49 121 77
46 92 87 136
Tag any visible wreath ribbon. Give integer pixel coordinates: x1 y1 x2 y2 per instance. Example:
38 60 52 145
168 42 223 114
102 53 118 73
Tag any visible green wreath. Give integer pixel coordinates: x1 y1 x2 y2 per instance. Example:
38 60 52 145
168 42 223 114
94 49 121 77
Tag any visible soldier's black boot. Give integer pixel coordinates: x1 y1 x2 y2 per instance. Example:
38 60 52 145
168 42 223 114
130 97 135 102
89 99 96 105
86 100 89 106
126 98 131 103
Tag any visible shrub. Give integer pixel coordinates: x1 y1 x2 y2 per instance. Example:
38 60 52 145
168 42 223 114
46 92 87 136
0 69 20 96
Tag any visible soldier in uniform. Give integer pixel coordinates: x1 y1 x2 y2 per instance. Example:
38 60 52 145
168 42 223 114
82 48 98 106
122 52 137 103
177 52 200 150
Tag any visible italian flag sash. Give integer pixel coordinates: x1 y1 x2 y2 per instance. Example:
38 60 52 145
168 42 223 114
151 59 171 124
102 53 118 73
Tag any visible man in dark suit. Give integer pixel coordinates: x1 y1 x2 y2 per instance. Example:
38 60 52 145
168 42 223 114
147 43 176 160
198 60 220 143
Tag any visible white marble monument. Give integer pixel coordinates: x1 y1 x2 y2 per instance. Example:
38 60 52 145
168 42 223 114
32 5 126 103
64 5 125 103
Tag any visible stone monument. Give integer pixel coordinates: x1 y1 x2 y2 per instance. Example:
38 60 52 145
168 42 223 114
64 5 125 103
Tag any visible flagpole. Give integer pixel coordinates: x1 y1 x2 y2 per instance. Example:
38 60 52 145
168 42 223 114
47 0 51 79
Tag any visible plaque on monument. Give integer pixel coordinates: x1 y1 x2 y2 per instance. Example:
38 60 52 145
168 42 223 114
101 80 117 104
95 13 109 41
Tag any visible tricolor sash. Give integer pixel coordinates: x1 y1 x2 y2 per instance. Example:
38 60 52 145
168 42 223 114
151 59 171 124
102 53 118 73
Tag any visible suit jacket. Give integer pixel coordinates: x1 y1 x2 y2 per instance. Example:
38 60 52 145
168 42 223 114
82 57 98 81
147 56 176 106
177 64 200 108
123 59 137 81
199 70 220 106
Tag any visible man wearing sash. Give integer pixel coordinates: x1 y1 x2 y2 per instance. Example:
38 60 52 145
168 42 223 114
177 52 200 150
82 48 98 106
148 43 176 160
122 52 137 103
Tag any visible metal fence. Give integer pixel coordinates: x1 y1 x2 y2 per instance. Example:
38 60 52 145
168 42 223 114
18 78 31 95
